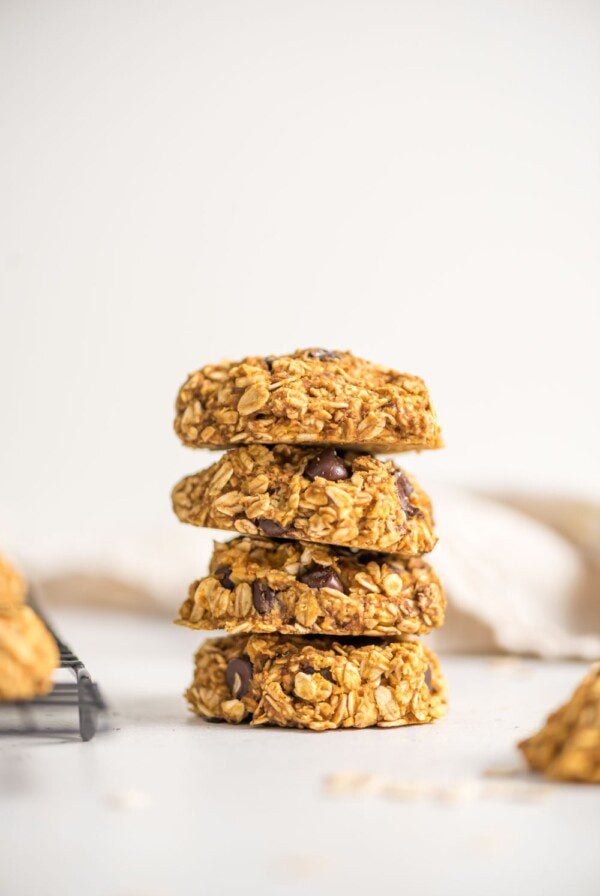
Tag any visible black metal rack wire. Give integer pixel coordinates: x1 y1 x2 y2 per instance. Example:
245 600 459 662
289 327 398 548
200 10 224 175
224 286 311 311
0 598 107 741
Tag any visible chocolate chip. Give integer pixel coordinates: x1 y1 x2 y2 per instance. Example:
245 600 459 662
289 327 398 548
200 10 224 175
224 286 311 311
304 448 350 482
252 580 278 614
395 470 414 499
306 349 341 360
301 665 334 683
264 355 276 371
256 518 288 537
424 667 432 689
395 471 419 519
298 566 345 593
213 565 235 590
225 658 253 699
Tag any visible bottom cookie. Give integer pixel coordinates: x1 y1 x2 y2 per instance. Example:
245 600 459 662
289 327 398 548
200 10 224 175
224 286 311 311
0 605 60 701
186 633 447 730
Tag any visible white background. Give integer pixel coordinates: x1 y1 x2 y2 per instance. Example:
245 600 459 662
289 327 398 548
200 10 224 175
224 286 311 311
1 0 599 555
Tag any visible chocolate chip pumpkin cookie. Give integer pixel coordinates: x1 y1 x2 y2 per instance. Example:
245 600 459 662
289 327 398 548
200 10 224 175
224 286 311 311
174 348 442 453
171 444 435 555
0 605 60 701
177 536 445 636
519 663 600 783
186 632 447 730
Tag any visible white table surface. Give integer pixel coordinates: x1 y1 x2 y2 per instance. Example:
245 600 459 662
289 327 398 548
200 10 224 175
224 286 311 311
1 608 598 896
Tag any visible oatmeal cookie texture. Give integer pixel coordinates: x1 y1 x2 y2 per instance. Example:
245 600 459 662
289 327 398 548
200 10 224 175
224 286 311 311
0 553 26 611
0 605 59 701
171 444 435 555
519 663 600 783
177 536 445 636
185 632 447 730
174 348 442 453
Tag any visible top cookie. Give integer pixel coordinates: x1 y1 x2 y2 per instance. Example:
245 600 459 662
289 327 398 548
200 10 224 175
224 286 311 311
174 348 442 452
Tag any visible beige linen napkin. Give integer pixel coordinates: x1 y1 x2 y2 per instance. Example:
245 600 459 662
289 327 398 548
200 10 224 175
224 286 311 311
428 485 600 659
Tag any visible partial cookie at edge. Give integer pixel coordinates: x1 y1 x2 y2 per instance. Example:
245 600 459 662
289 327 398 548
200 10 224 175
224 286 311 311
519 663 600 783
0 605 60 701
0 553 26 612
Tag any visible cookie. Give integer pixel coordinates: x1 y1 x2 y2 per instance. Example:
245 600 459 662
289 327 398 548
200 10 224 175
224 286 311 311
177 536 445 637
185 632 447 730
174 348 442 453
172 445 435 555
519 663 600 783
0 605 60 701
0 553 26 612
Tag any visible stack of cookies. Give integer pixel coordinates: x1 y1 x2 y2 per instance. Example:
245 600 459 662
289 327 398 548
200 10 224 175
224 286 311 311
171 348 447 731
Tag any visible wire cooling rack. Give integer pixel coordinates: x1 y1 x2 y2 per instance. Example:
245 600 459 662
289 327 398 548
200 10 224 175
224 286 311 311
0 598 107 741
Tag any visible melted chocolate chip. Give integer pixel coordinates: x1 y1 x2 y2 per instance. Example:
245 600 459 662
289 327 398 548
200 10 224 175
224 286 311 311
299 566 345 593
306 349 341 360
252 580 278 614
301 665 334 683
395 471 419 519
304 448 351 482
257 518 288 538
395 470 414 499
424 667 432 689
301 665 316 676
225 657 253 699
213 565 235 590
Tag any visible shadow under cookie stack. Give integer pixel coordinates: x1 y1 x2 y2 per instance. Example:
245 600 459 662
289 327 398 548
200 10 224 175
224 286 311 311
171 348 447 731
